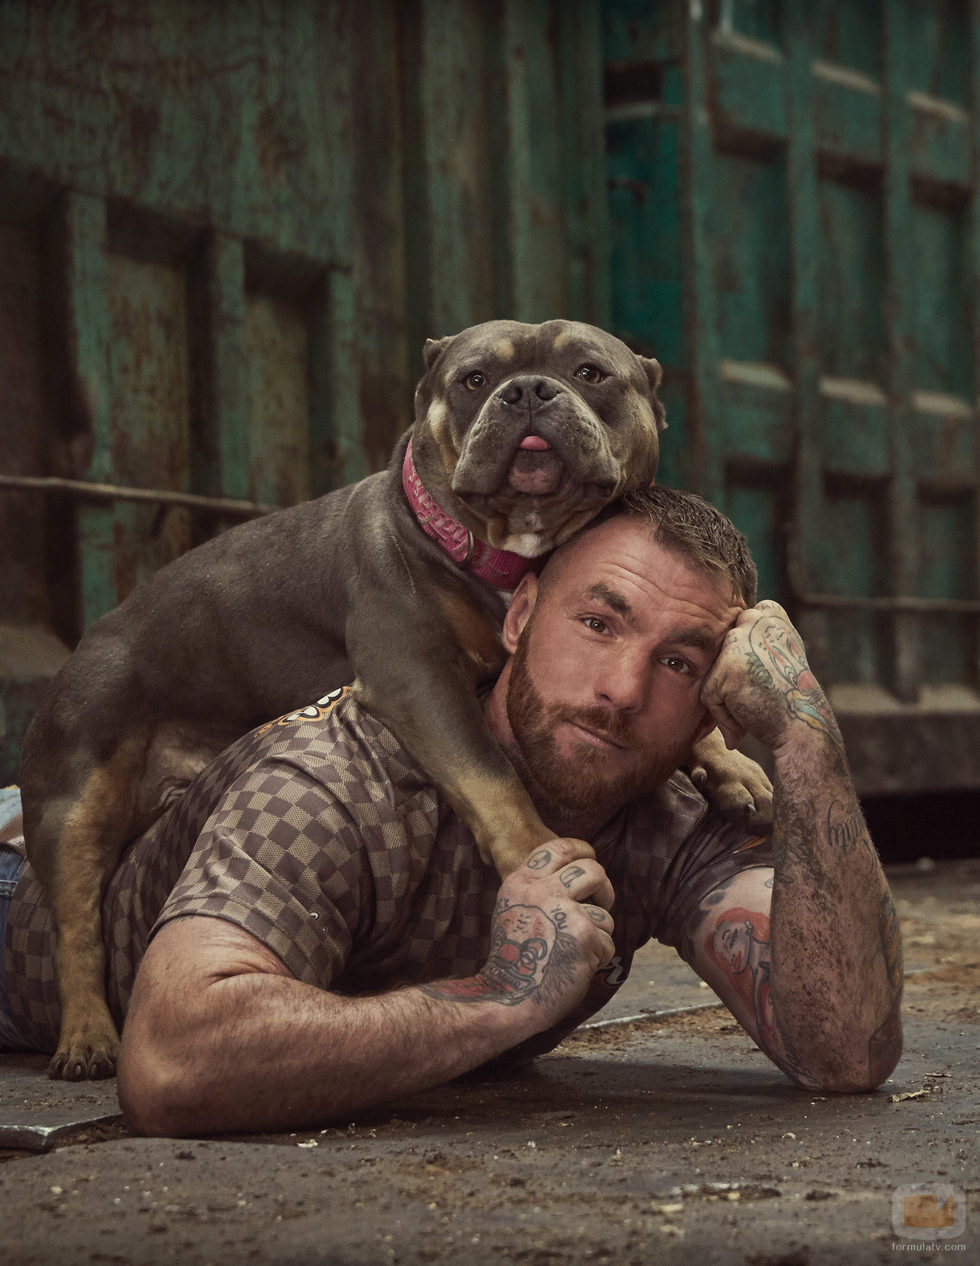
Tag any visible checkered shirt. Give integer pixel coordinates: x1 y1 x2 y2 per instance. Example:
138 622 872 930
4 687 772 1052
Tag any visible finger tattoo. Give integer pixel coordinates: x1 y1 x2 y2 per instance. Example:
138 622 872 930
559 865 587 888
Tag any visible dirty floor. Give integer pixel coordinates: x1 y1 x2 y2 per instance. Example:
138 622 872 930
1 857 977 1265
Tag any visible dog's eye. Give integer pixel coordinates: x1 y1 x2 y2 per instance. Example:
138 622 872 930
463 371 488 391
575 364 605 384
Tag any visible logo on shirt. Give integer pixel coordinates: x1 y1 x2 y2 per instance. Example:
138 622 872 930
258 686 351 733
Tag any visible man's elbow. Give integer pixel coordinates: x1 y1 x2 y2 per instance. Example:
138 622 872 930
780 1025 904 1095
117 1037 205 1138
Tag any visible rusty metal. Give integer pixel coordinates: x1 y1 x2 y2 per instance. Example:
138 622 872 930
794 591 980 614
0 0 612 783
1 0 978 799
604 0 980 796
0 474 276 519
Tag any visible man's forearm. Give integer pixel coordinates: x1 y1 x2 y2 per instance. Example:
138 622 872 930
767 734 903 1092
701 601 904 1092
118 841 615 1136
119 948 533 1136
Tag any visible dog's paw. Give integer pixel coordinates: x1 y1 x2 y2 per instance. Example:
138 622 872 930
688 748 774 831
48 1030 120 1081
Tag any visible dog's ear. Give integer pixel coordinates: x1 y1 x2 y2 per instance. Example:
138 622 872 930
640 356 668 433
423 335 455 371
640 355 662 393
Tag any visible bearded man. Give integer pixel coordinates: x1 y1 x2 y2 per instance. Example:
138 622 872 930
0 486 902 1135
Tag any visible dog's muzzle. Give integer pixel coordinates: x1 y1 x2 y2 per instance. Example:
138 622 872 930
452 375 618 502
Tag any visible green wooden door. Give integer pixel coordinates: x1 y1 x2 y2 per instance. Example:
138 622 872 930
604 0 980 795
0 0 611 782
0 1 360 780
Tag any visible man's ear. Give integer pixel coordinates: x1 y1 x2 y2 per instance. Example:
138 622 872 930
502 574 538 652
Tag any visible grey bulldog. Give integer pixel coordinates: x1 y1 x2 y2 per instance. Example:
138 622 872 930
19 318 772 1081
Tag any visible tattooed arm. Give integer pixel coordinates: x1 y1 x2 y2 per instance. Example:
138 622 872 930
118 838 614 1135
688 601 903 1093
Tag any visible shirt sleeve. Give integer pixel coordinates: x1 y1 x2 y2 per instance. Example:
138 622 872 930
654 814 774 953
152 758 375 989
603 774 775 959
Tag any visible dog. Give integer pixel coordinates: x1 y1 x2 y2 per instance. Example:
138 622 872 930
20 318 772 1081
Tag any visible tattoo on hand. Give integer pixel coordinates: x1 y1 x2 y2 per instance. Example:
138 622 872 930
747 650 774 690
526 848 552 870
559 865 586 889
421 897 579 1008
748 620 844 753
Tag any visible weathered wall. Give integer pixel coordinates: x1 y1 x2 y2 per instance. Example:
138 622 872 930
0 0 977 793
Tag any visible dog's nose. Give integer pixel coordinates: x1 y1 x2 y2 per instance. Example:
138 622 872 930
498 376 561 406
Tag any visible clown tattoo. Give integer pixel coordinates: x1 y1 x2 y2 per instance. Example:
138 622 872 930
421 897 579 1007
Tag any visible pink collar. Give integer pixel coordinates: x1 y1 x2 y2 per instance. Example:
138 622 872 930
402 437 538 589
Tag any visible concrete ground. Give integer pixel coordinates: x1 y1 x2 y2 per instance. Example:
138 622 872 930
1 856 976 1265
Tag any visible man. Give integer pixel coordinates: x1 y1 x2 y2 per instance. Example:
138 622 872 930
0 488 903 1135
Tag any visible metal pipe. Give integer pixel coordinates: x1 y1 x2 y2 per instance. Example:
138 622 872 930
0 473 278 520
797 592 980 614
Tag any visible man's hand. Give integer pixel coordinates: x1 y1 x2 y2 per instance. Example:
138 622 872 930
422 837 615 1030
700 600 842 758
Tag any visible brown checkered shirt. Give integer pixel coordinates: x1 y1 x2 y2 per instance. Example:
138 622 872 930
4 687 772 1053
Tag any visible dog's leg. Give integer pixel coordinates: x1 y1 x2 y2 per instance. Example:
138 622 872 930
442 762 555 875
356 685 551 875
688 728 774 828
46 827 121 1081
24 738 146 1080
349 580 561 875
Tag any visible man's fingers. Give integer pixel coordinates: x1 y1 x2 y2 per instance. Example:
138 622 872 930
556 860 615 913
523 836 595 875
518 838 614 911
702 691 747 751
575 906 616 970
713 710 747 751
754 598 790 621
734 598 790 629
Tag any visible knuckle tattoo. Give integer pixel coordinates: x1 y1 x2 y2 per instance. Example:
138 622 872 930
559 865 587 888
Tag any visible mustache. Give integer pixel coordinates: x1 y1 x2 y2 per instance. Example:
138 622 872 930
556 705 638 747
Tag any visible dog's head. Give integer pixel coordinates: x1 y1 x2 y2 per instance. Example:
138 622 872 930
411 319 666 557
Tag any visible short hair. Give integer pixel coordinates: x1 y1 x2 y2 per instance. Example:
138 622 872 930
547 486 758 606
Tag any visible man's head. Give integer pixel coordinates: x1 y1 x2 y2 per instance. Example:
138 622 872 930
486 487 757 833
538 485 758 609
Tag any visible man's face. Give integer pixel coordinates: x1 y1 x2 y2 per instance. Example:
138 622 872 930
492 516 744 829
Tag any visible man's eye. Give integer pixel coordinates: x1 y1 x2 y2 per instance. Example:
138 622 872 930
660 655 691 674
463 371 487 390
575 364 605 384
583 616 608 633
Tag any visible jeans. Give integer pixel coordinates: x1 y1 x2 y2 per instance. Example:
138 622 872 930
0 787 34 1050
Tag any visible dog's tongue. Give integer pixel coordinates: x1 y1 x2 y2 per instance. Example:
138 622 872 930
508 436 562 495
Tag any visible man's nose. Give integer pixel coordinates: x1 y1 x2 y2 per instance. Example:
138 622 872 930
594 648 649 713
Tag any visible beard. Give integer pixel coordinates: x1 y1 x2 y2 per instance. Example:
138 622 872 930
505 619 696 827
